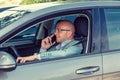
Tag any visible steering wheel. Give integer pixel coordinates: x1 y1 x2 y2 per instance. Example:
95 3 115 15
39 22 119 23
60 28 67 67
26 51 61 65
9 46 20 57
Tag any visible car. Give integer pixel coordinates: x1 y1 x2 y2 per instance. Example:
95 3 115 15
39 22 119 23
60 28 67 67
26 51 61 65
0 1 120 80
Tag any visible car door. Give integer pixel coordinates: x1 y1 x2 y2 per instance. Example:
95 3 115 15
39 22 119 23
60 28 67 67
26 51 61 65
0 55 103 80
100 8 120 80
0 8 103 80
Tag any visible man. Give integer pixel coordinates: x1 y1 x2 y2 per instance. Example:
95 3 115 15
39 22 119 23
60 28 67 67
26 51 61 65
17 20 82 63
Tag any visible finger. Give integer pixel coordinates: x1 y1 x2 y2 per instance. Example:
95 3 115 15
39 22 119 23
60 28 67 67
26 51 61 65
43 36 50 44
50 34 55 38
51 41 56 46
17 57 26 63
42 39 48 46
42 36 49 42
20 58 25 63
44 36 51 45
20 59 23 63
22 58 26 63
48 36 52 43
16 57 22 62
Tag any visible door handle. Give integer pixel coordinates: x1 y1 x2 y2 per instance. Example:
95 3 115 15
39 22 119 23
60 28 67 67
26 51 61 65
76 66 100 74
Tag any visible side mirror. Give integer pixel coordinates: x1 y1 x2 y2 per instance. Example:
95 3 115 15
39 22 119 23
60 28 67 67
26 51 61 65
0 51 16 71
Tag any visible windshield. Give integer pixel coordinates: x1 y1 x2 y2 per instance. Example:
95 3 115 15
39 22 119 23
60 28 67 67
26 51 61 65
0 10 31 29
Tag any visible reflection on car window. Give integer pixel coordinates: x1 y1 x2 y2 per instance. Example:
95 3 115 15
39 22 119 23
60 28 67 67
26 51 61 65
105 9 120 50
8 25 39 42
0 10 31 29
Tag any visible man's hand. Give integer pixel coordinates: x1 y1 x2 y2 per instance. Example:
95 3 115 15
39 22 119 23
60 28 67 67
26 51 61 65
41 35 56 50
16 54 39 63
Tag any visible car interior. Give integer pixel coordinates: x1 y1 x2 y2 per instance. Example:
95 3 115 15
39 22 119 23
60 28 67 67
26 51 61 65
74 16 89 54
0 11 92 60
34 13 91 57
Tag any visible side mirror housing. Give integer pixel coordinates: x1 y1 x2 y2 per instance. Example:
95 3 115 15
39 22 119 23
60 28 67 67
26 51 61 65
0 51 16 71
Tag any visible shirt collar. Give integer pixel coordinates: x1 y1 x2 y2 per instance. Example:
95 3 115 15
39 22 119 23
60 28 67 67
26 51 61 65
56 39 73 50
61 40 72 47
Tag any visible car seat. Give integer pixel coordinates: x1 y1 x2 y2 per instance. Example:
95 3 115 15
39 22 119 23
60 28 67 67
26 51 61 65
74 16 88 54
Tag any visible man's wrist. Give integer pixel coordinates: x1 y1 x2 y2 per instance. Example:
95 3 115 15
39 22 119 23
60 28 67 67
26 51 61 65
33 53 41 60
33 53 39 60
41 47 46 50
40 48 47 52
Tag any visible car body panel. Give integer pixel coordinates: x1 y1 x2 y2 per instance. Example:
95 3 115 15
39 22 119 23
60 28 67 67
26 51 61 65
0 54 102 80
102 52 120 80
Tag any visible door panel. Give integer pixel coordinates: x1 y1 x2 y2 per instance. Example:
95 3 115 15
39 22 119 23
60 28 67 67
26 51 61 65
103 52 120 80
103 72 120 80
0 54 102 80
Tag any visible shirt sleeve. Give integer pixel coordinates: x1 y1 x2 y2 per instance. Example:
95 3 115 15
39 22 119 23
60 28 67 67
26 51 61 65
39 49 47 53
38 43 82 60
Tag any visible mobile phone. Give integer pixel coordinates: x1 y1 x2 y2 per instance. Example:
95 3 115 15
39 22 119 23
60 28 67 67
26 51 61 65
51 35 56 44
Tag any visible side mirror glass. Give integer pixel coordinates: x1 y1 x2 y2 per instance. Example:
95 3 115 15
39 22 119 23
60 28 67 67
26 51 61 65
0 51 16 71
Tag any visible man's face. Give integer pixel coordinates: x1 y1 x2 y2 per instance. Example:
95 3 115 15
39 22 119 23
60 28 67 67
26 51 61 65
54 22 71 43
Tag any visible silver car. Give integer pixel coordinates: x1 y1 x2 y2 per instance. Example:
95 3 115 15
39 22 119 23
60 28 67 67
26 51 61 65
0 1 120 80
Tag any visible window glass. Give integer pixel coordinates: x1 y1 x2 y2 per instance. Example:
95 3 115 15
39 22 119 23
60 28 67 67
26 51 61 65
8 24 39 42
104 9 120 50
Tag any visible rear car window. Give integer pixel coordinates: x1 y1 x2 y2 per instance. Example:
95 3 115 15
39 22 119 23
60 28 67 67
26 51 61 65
104 8 120 50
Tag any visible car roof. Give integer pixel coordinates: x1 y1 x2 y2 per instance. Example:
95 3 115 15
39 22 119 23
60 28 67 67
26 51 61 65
1 1 120 13
14 1 120 19
1 1 120 19
2 2 60 12
10 1 120 24
0 2 60 17
1 1 120 26
0 6 16 12
65 1 120 7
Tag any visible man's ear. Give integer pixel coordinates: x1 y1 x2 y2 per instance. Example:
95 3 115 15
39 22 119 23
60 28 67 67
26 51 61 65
67 31 73 38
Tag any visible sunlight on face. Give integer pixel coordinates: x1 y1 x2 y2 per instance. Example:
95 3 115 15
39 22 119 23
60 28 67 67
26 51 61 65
55 20 74 43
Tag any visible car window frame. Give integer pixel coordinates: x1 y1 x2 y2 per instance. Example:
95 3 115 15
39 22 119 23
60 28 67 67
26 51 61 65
1 8 98 65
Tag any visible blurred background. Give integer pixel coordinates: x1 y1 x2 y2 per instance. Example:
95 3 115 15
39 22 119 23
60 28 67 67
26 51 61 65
0 0 120 6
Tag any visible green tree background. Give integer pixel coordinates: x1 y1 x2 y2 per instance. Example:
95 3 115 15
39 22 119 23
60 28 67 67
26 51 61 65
20 0 89 5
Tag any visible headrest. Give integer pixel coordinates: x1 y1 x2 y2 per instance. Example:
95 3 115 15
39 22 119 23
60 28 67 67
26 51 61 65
74 17 88 37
